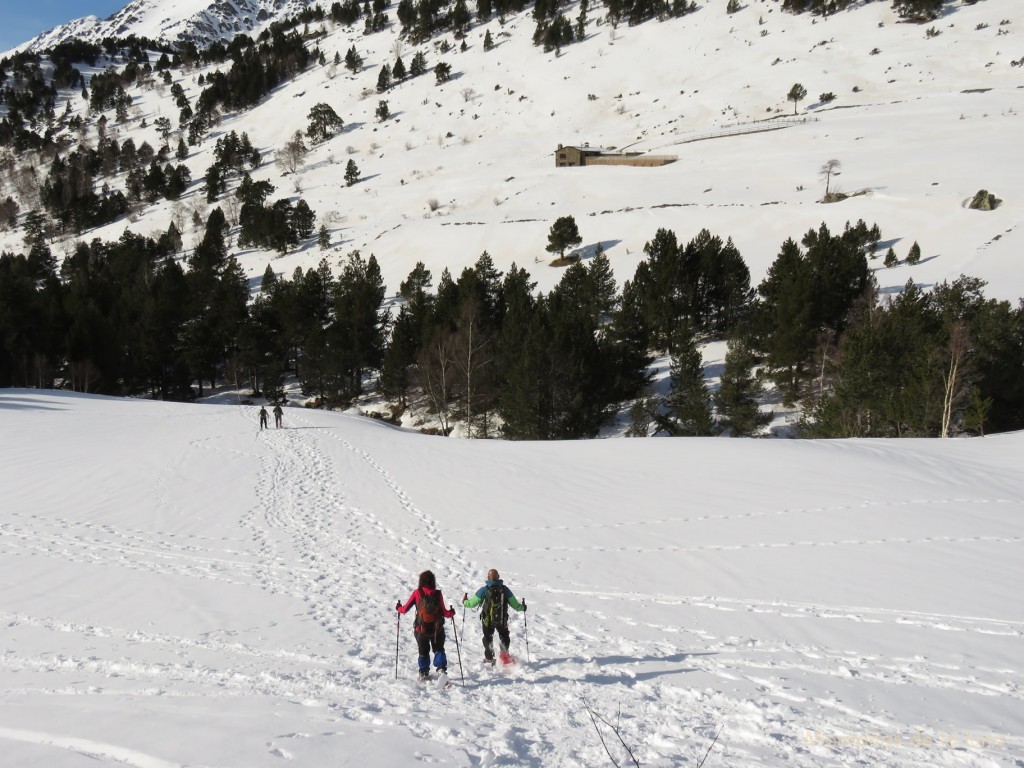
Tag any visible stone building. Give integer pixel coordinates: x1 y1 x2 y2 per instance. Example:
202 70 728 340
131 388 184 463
555 143 676 168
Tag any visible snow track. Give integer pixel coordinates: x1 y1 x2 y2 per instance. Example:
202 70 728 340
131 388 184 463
2 393 1022 766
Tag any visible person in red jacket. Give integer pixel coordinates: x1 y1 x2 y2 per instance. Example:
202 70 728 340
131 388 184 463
396 570 456 681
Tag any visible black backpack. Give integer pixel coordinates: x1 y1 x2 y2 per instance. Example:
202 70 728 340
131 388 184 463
481 584 508 628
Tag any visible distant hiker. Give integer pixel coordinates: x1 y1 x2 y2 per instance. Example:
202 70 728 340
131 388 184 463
258 406 269 430
273 403 283 429
463 568 526 665
396 570 456 681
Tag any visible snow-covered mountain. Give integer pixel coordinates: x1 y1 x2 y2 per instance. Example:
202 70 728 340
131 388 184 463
0 0 1022 436
3 0 1020 306
11 0 317 55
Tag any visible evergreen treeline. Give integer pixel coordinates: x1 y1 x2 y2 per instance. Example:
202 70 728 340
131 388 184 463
605 0 697 27
746 221 1024 437
804 277 1024 437
195 26 313 120
1 219 1022 438
783 0 961 20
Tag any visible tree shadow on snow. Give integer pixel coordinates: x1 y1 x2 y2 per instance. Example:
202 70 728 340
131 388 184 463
0 396 69 412
478 651 714 689
702 362 725 382
878 281 934 296
576 239 622 260
875 237 903 251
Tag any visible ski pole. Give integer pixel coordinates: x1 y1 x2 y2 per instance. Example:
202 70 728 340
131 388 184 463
450 616 465 686
522 599 530 663
461 593 467 637
395 602 402 680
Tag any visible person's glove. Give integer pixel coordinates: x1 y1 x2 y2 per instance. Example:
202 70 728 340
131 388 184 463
463 593 468 603
395 601 401 611
522 599 527 612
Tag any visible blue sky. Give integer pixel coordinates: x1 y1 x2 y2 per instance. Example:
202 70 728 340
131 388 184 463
1 0 127 54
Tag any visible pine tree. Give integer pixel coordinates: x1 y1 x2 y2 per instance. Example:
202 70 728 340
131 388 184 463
714 336 767 436
410 50 428 77
318 225 330 250
400 261 434 301
344 45 363 73
787 83 807 115
664 322 714 436
884 247 898 267
483 30 494 51
376 64 392 92
499 301 553 439
392 56 407 80
307 103 344 143
344 159 360 186
261 264 278 292
906 241 922 265
381 304 418 408
205 164 225 203
451 0 472 36
756 238 813 400
587 247 618 323
893 0 943 21
290 199 316 240
545 215 582 259
333 251 387 396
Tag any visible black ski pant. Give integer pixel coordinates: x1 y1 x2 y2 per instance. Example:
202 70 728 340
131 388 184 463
482 622 511 659
415 627 448 673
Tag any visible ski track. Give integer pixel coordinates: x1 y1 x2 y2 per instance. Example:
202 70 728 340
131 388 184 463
447 497 1024 535
2 405 1018 766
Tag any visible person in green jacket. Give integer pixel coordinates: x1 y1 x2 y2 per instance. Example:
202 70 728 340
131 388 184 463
463 568 526 665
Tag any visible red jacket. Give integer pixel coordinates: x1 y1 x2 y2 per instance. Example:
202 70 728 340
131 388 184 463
398 586 455 631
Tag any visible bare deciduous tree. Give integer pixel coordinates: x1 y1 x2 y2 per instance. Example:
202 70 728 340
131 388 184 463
277 130 308 174
940 321 972 438
418 330 458 435
452 302 494 438
221 196 240 227
13 161 39 204
819 158 841 196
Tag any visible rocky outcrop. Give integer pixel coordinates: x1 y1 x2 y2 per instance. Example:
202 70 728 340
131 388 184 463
969 189 1002 211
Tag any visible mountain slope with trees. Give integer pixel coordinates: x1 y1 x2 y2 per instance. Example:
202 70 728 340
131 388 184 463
0 0 1021 437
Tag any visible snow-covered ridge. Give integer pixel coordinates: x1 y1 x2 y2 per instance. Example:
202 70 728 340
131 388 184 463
8 0 317 55
1 0 1021 309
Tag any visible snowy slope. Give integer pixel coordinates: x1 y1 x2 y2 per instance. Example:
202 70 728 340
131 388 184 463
1 389 1022 766
0 0 1021 304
